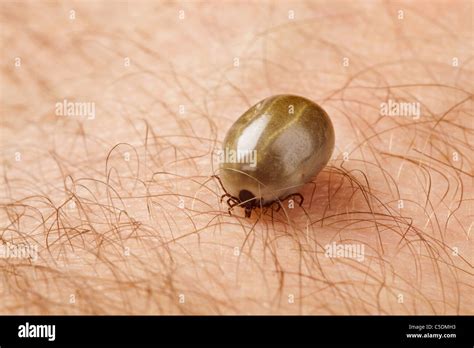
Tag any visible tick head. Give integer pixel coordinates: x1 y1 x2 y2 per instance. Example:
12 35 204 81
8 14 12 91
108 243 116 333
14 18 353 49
239 189 256 208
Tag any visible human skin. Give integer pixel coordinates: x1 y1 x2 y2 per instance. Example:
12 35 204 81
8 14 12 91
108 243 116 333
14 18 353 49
0 0 472 314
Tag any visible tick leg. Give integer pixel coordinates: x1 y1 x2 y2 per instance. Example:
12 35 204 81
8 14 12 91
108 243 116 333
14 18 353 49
227 197 240 207
220 193 232 203
212 175 232 196
281 193 304 207
274 201 282 212
227 198 241 216
212 175 252 217
293 193 304 206
267 200 282 213
213 175 236 203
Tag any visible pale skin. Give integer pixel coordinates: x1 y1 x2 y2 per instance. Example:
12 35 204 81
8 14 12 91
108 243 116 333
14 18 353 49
0 0 472 314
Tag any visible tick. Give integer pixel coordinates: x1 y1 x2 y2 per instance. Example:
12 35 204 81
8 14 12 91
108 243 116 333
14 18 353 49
214 94 335 217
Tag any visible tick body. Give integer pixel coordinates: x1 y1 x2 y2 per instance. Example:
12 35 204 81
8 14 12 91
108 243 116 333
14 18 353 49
217 94 335 217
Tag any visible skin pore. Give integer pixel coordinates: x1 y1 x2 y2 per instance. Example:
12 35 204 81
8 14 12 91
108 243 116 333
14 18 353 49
0 0 472 314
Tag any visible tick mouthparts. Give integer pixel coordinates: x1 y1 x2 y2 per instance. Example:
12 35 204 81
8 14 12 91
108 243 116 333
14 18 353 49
244 207 252 218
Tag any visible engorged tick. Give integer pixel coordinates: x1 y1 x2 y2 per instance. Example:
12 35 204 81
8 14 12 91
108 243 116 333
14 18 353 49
214 94 335 217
